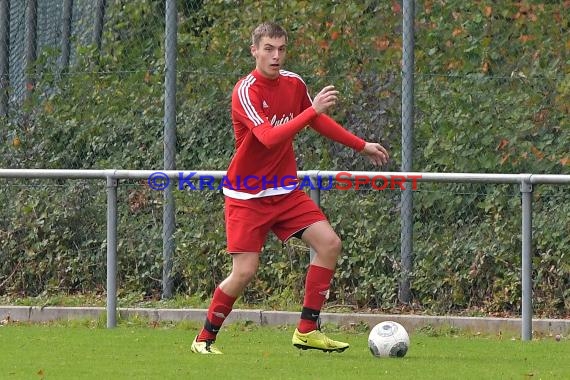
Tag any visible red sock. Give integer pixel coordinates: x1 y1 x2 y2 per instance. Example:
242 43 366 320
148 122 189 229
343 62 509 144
297 264 334 333
197 287 237 342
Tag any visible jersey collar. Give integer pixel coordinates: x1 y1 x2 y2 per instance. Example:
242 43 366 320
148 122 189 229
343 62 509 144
252 69 281 87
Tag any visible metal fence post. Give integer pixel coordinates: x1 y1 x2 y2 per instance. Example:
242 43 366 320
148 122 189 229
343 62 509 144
400 0 415 304
106 175 118 328
162 0 177 299
25 0 37 102
0 0 9 118
520 178 533 341
60 0 73 73
93 0 106 53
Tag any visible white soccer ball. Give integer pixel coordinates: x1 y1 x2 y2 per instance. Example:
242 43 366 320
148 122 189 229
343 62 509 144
368 321 410 358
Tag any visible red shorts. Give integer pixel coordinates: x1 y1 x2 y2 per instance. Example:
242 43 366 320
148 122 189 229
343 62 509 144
224 189 327 253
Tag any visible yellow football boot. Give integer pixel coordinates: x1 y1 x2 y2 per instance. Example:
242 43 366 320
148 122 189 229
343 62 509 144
292 328 349 353
190 336 223 354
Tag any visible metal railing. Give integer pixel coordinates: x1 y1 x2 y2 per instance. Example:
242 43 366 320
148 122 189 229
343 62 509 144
1 168 569 340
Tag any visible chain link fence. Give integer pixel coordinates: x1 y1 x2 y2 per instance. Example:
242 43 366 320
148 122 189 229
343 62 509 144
2 0 97 114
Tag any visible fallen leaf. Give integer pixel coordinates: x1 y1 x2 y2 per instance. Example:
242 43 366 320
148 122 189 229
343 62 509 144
392 1 401 14
497 139 509 150
375 36 390 51
530 146 544 160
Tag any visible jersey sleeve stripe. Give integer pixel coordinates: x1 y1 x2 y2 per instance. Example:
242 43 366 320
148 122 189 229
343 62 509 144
279 70 313 102
238 75 264 126
279 69 304 83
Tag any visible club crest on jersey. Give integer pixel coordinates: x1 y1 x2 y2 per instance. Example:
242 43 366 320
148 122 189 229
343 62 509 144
270 112 294 127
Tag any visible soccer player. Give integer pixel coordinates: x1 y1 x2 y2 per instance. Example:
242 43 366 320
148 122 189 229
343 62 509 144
191 21 389 354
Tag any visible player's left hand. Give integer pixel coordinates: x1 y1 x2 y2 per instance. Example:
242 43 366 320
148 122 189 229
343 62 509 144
361 142 389 166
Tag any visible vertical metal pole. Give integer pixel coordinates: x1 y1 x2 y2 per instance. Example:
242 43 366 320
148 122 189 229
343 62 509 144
520 179 533 341
162 0 177 299
93 0 106 53
399 0 415 303
0 0 9 118
309 174 321 263
25 0 37 101
60 0 73 73
106 176 118 328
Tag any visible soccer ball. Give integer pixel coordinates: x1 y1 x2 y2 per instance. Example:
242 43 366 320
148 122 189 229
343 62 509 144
368 321 410 358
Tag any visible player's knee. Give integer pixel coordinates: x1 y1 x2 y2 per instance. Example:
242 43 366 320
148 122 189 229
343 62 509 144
331 235 342 255
233 266 257 285
323 234 342 257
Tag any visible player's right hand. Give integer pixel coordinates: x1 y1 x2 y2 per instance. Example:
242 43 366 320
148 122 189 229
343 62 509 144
312 85 339 115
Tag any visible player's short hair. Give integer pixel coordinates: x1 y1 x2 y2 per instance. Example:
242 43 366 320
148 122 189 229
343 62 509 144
251 22 288 47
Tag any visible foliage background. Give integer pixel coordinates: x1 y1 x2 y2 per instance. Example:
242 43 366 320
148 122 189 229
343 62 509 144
1 1 568 317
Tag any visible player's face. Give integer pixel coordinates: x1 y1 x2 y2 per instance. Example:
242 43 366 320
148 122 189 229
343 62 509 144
251 36 287 79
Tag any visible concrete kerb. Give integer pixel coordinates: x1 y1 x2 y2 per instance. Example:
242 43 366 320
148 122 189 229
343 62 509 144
1 306 568 337
261 310 569 336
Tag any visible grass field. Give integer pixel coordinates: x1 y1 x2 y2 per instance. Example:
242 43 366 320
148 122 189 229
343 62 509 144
0 319 568 380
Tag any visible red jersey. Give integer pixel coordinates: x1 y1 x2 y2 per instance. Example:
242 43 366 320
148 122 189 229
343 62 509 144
223 69 366 199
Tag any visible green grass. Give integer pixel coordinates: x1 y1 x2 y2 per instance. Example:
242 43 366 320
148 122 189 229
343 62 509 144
0 320 568 380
